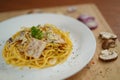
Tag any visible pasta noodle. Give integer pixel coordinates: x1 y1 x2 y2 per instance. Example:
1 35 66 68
2 24 73 68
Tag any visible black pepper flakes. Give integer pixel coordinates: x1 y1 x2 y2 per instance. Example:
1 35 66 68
2 40 5 43
21 75 24 78
72 57 75 59
86 66 90 69
100 71 102 73
72 52 74 54
57 70 59 72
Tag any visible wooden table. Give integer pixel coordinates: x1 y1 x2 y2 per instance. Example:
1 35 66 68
0 1 120 80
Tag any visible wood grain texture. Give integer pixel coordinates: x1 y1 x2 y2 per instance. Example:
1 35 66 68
0 4 120 80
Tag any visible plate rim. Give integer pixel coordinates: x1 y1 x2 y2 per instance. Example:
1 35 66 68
0 13 96 80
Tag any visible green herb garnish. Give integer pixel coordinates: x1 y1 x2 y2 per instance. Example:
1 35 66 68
31 26 43 39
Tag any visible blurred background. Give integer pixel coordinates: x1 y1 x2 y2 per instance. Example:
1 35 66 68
0 0 119 12
0 0 120 34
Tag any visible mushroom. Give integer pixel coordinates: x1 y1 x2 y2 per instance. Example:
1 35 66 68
99 32 117 40
99 49 118 61
102 39 116 49
99 32 117 49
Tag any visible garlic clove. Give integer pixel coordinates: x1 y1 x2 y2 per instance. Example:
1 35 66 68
49 58 57 65
67 6 77 12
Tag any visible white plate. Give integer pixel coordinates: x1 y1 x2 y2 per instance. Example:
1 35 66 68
0 13 96 80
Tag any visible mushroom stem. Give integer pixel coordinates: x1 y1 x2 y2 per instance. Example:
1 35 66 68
102 39 116 49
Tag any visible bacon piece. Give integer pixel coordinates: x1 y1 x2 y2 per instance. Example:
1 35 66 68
25 38 46 58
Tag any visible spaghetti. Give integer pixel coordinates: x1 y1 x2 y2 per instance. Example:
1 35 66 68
2 24 73 68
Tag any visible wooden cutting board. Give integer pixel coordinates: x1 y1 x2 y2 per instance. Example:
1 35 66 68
0 4 120 80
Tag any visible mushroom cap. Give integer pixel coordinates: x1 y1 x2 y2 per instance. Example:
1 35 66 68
99 32 117 40
99 50 118 61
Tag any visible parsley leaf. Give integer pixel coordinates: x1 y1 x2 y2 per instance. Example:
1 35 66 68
31 26 43 39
